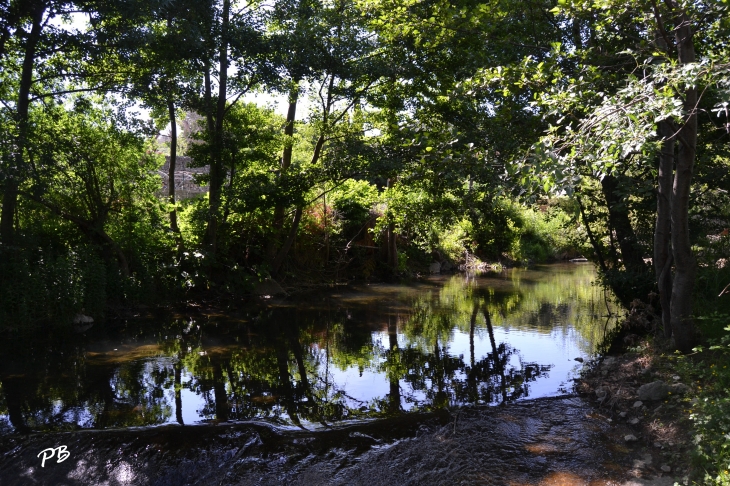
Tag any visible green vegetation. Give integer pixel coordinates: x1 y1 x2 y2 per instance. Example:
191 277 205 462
679 318 730 484
1 1 730 476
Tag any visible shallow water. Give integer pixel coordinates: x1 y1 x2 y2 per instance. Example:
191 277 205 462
0 263 619 435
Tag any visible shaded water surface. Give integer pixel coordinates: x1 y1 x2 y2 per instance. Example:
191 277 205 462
0 264 618 434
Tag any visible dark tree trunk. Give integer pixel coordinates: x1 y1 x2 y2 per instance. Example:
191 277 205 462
268 84 300 262
273 86 299 227
167 99 180 234
669 5 698 353
204 0 230 260
576 194 608 274
386 178 398 273
0 4 44 245
655 120 674 338
601 174 645 273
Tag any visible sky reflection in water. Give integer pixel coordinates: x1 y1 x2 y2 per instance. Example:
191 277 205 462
0 263 619 434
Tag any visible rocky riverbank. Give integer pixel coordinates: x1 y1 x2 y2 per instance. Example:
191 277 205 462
575 351 695 484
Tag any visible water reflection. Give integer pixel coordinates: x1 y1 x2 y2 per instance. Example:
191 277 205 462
0 264 618 434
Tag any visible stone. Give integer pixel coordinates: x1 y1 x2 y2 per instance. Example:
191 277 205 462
637 381 670 401
629 418 640 425
661 465 671 473
574 357 584 363
624 434 638 442
429 262 441 274
603 357 617 368
595 387 607 398
654 442 662 448
633 401 644 408
619 412 627 418
672 375 680 381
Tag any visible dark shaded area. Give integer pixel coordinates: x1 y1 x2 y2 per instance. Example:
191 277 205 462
0 397 652 485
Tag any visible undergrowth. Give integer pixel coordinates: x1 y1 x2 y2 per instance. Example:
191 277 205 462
674 314 730 485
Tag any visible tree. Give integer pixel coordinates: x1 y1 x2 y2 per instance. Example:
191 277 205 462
526 0 730 352
265 0 385 276
21 98 161 278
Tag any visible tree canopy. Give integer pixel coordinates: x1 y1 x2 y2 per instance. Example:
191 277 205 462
0 0 728 355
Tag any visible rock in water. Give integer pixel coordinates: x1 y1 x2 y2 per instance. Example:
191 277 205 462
637 381 670 401
429 262 441 274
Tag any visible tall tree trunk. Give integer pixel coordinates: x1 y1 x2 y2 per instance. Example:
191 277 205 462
204 0 230 259
268 83 299 262
576 194 608 274
167 100 180 234
655 120 674 338
669 6 698 353
386 178 398 273
601 174 645 273
0 4 44 245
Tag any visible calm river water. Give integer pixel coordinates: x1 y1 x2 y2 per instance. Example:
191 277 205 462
0 263 619 435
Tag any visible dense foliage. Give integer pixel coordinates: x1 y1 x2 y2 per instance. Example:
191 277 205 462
1 0 730 481
0 0 728 348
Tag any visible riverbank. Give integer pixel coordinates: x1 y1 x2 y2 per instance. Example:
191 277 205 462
0 395 682 486
576 324 730 486
575 349 694 483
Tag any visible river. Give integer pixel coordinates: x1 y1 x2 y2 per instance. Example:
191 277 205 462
2 263 653 485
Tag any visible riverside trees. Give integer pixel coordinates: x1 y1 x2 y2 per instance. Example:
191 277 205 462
522 0 730 353
0 0 727 354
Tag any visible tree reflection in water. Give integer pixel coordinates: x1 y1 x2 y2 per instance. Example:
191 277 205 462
1 265 617 433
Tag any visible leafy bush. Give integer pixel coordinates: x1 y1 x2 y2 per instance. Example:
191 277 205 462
676 315 730 484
